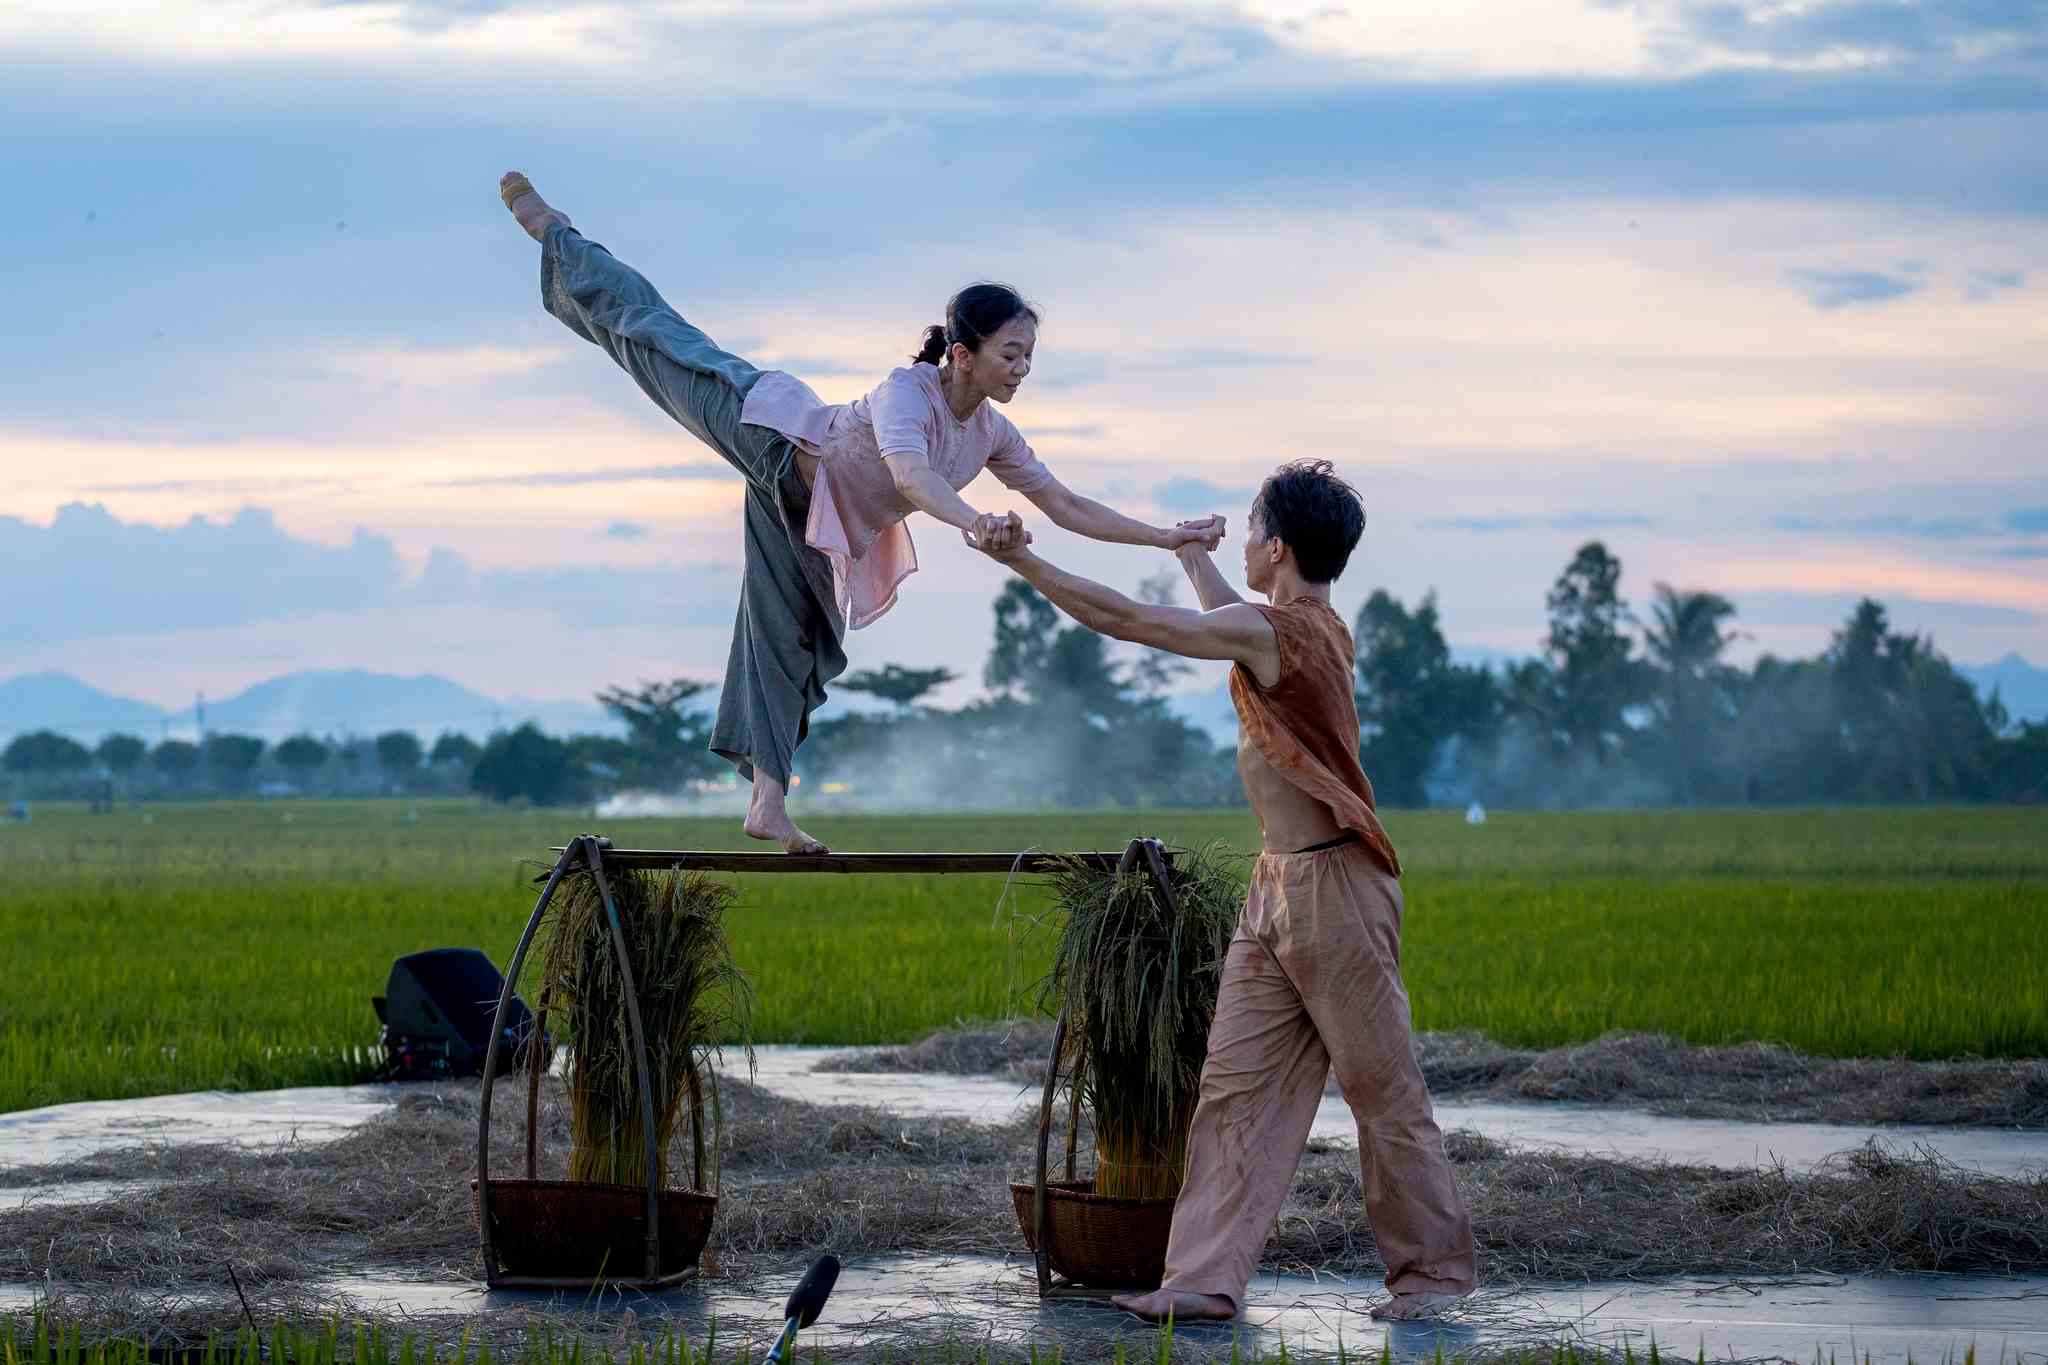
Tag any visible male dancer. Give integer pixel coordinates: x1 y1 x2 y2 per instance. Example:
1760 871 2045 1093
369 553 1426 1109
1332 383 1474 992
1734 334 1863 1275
971 459 1475 1322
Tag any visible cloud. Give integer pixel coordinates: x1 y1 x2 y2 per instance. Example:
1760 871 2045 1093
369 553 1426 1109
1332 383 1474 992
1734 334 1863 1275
1128 349 1306 371
1771 514 1989 540
1653 0 2048 71
604 520 649 540
0 502 738 649
1420 514 1656 533
82 476 347 496
1966 268 2027 301
427 463 736 488
1785 267 1925 309
0 503 404 647
2009 508 2048 534
1153 476 1256 516
1730 589 2040 629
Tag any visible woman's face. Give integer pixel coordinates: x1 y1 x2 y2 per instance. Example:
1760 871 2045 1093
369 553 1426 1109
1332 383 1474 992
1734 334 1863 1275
953 315 1036 405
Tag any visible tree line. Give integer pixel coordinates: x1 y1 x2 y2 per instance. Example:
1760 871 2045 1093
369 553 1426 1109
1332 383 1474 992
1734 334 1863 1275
1354 542 2045 806
7 541 2042 807
0 728 486 800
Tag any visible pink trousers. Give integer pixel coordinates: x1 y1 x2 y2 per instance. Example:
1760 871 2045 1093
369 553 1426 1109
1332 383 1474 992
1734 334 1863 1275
1160 842 1476 1310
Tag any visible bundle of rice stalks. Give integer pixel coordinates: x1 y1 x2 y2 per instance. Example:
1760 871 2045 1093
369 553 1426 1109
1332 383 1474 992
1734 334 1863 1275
534 867 753 1189
1036 843 1244 1200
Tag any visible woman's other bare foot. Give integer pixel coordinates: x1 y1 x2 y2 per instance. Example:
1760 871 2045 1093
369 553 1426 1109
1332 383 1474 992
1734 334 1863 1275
743 774 828 855
1110 1289 1236 1323
499 170 571 241
1369 1290 1466 1320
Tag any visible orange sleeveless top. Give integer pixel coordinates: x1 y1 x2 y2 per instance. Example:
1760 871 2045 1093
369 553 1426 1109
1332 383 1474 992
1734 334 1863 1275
1229 596 1402 878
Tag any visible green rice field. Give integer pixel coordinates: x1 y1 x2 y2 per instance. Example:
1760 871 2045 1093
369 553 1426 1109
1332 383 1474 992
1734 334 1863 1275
1 800 2043 1113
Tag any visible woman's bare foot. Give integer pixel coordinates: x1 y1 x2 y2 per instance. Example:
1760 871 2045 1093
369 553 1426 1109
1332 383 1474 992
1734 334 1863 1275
1110 1289 1235 1323
743 775 828 855
499 170 570 241
1369 1290 1466 1320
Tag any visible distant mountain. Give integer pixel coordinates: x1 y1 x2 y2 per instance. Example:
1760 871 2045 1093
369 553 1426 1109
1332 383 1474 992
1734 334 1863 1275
0 669 618 744
1961 654 2048 726
0 672 168 742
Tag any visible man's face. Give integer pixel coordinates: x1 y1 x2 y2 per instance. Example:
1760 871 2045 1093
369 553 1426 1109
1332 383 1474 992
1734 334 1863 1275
1244 508 1277 593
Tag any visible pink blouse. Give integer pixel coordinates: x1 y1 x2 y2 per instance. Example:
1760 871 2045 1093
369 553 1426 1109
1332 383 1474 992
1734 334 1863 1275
740 362 1056 630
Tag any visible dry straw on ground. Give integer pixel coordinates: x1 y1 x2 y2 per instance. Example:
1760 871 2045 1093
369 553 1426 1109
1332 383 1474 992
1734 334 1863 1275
3 1069 2043 1347
827 1024 2048 1128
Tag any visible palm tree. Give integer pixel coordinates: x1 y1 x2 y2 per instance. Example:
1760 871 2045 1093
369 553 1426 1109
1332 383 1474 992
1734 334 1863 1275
1644 585 1737 804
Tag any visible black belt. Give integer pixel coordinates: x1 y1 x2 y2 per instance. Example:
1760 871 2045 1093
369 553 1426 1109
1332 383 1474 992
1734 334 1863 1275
1292 831 1362 855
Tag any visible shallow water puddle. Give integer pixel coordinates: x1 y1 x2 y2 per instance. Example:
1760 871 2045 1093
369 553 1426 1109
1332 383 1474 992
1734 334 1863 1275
0 1084 404 1167
743 1048 2048 1177
9 1260 2038 1363
2 1051 2043 1178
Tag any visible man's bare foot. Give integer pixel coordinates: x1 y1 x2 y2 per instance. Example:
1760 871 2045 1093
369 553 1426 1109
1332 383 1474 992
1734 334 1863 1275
1110 1289 1235 1323
743 777 828 855
1369 1290 1466 1321
499 170 570 241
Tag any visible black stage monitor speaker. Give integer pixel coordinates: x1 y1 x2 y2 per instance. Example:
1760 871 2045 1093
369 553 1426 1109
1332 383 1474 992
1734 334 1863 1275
370 947 541 1080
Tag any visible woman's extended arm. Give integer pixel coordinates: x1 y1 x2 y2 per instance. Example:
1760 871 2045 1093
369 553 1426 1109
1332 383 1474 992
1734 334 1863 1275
1023 478 1224 550
885 453 1028 550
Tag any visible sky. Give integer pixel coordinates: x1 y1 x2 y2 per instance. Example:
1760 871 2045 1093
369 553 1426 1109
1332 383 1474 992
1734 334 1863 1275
3 0 2045 711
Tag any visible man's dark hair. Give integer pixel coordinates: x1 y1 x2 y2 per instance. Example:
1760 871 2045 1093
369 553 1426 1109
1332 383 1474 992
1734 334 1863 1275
1250 459 1365 583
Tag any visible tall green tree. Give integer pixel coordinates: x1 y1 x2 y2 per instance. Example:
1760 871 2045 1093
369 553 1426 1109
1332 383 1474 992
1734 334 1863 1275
471 724 574 805
838 664 959 710
274 734 330 784
374 730 423 775
1353 590 1501 806
1643 584 1739 803
595 679 718 787
1535 541 1644 763
151 739 201 777
3 731 93 773
204 734 266 793
984 580 1061 699
429 732 482 768
95 734 148 776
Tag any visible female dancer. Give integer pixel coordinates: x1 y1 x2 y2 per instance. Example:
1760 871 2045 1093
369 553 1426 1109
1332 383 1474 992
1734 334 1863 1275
499 173 1222 853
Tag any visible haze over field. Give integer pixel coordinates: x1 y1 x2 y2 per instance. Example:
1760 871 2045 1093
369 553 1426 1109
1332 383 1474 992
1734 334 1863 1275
3 0 2045 712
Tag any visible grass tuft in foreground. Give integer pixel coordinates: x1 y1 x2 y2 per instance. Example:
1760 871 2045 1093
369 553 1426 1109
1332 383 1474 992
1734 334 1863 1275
0 1314 2028 1365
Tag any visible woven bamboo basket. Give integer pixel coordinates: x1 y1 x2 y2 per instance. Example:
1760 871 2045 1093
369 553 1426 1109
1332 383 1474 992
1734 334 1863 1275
1010 1178 1176 1289
473 1179 716 1282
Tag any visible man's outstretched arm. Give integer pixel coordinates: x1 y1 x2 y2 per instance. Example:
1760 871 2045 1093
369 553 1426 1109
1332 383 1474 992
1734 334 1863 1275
1175 540 1245 611
983 546 1277 677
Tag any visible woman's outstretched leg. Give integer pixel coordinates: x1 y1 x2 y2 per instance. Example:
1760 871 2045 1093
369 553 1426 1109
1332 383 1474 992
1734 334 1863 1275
500 172 845 851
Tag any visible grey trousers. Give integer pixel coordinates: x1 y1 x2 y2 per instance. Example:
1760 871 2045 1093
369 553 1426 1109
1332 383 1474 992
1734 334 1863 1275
538 224 846 786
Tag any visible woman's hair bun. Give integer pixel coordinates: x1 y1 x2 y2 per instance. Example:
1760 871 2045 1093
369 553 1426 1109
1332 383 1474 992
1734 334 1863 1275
912 324 949 366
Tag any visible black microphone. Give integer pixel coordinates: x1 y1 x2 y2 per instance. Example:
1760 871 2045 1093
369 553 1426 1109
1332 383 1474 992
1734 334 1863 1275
766 1255 841 1364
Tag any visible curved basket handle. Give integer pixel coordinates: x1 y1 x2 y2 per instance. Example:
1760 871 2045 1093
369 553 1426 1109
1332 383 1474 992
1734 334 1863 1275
477 839 584 1281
